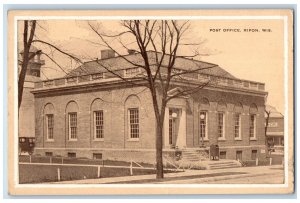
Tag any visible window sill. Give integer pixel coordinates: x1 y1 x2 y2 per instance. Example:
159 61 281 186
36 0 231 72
94 139 104 142
218 138 226 141
127 138 139 142
199 138 209 141
234 138 242 141
45 140 54 142
68 139 78 142
250 138 257 141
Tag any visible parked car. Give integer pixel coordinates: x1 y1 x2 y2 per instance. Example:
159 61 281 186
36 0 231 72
19 137 35 155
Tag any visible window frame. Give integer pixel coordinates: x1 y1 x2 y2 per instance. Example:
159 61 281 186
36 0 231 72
128 108 140 141
217 112 226 140
46 114 54 141
199 111 208 141
249 114 257 140
68 112 78 141
169 109 174 145
234 113 242 140
236 150 243 161
251 150 258 160
94 110 104 140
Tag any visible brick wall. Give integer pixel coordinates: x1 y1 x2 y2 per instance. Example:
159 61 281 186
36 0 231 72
187 88 266 149
34 86 156 150
34 83 266 161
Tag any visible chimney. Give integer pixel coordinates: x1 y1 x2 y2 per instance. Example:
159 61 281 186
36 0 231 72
101 49 115 59
127 49 136 55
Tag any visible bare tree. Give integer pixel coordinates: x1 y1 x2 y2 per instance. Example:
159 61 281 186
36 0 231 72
18 20 82 109
18 20 37 109
87 20 217 179
265 108 272 157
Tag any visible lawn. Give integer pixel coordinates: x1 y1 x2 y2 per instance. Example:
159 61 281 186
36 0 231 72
18 155 177 184
19 164 173 184
242 154 284 167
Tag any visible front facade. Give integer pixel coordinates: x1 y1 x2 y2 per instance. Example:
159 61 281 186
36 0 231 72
32 51 267 163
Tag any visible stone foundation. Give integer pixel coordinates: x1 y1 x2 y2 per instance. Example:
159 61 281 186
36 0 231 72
34 145 266 164
34 148 178 164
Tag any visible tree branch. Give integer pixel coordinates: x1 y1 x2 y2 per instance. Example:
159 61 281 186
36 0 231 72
32 39 83 64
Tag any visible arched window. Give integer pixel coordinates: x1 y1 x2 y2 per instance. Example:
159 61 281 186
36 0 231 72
125 95 141 140
44 103 55 141
234 102 243 112
249 103 258 139
199 97 210 110
91 99 105 140
217 100 227 111
66 101 79 140
249 103 258 114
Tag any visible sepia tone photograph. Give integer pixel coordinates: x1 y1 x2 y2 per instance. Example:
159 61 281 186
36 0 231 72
7 9 294 195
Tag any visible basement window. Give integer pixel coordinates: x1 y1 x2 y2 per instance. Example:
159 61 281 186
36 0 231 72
67 152 76 158
45 152 53 157
93 153 103 160
220 151 226 159
251 150 258 160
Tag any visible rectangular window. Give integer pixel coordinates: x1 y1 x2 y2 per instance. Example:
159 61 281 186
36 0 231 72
93 153 103 160
251 150 258 160
169 110 174 145
129 108 139 139
217 112 225 139
69 113 77 140
220 151 227 159
199 111 207 140
46 114 54 140
234 113 241 139
45 152 53 157
67 152 76 158
94 111 104 139
250 114 256 139
236 150 243 161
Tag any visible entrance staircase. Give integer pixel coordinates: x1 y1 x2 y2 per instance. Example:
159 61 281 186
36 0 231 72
202 160 242 170
179 148 242 170
181 148 208 161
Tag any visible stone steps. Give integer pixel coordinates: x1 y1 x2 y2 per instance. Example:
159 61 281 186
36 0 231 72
181 149 203 161
204 160 242 170
179 149 241 170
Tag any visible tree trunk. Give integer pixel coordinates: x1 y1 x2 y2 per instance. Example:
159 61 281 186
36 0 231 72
18 20 36 110
18 53 29 109
155 119 164 179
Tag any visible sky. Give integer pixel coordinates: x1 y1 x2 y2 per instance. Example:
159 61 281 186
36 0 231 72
18 19 285 113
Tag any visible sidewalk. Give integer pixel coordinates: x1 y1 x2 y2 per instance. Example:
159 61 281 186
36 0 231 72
51 165 284 184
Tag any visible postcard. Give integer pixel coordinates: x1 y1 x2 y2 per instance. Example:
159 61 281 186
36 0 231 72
7 9 294 195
